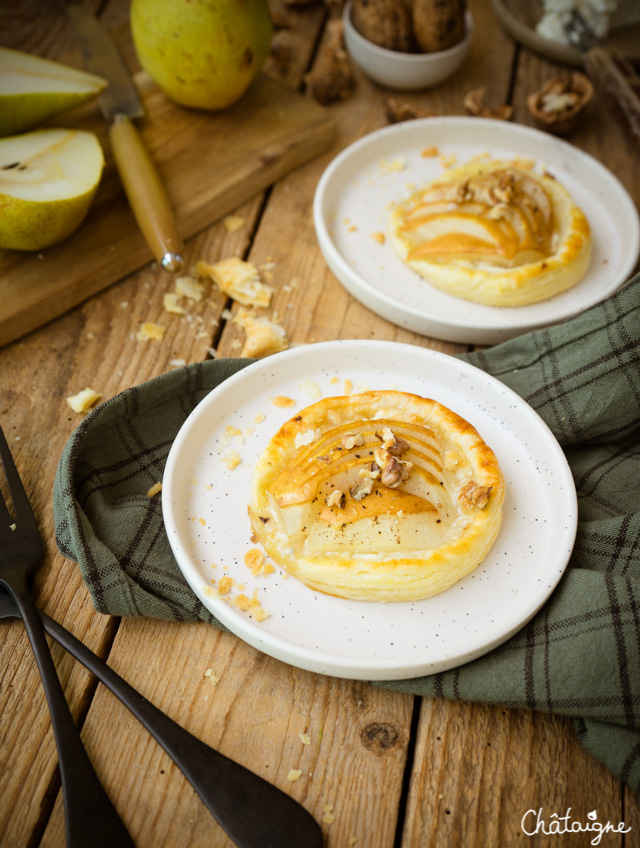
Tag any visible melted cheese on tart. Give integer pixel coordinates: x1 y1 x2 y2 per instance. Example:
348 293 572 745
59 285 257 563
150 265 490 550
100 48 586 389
389 160 591 307
248 391 505 602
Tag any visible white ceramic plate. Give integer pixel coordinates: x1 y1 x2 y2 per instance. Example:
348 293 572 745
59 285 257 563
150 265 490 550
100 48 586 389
313 117 640 345
162 341 577 680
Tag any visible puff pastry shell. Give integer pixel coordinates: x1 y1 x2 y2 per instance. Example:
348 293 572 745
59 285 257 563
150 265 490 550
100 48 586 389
389 159 591 307
248 391 505 602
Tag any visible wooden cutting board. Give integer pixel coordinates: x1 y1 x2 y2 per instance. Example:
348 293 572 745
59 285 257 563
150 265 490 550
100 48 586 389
0 71 334 348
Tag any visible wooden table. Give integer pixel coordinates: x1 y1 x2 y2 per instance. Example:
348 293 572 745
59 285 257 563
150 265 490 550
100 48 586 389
1 2 639 846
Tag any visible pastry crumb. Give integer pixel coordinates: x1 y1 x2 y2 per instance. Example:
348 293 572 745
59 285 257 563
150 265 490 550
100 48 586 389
224 214 246 232
222 450 241 470
287 769 303 782
371 231 386 244
439 153 458 168
218 576 233 595
163 292 186 314
234 308 288 358
234 588 270 621
136 322 166 342
379 156 407 173
175 276 205 301
421 146 439 157
197 257 272 308
147 482 162 497
244 548 275 576
204 668 219 686
299 732 311 745
273 395 296 408
66 388 101 413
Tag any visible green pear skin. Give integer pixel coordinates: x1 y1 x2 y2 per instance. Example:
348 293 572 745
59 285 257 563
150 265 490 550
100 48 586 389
130 0 272 111
0 129 104 251
0 47 107 137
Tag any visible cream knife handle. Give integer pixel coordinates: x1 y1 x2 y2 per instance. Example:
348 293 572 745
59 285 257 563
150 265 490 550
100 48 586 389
109 113 184 273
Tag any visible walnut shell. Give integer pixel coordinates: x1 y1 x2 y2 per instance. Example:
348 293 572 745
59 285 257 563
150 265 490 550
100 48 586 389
351 0 416 53
412 0 466 53
306 18 354 104
527 73 594 135
385 97 436 123
463 87 512 121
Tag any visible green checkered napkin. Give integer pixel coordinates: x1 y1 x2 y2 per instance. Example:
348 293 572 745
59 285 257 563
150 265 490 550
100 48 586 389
54 273 640 790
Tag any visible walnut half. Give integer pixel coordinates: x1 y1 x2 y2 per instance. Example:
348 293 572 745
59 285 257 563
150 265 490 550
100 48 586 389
385 97 436 124
526 73 594 136
463 87 513 121
460 481 492 510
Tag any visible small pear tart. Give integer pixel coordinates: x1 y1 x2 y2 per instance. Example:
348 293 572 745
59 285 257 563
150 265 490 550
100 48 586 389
389 159 592 307
248 391 505 602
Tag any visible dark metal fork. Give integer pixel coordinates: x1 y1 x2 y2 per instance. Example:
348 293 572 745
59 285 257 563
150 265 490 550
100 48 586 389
0 425 135 847
0 426 324 848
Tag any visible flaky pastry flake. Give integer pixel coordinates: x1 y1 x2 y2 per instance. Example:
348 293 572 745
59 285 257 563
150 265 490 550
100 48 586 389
66 388 101 414
136 322 166 342
234 308 289 358
197 257 273 308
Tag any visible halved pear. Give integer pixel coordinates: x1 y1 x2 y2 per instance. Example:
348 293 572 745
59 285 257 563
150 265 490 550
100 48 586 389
0 128 104 251
0 47 107 137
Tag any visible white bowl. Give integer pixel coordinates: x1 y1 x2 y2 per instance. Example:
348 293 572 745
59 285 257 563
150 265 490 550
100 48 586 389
343 1 473 90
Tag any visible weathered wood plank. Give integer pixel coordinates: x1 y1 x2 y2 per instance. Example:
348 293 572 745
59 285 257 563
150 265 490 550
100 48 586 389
402 698 624 847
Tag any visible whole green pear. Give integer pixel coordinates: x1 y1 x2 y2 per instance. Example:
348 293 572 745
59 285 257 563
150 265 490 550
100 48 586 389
130 0 272 111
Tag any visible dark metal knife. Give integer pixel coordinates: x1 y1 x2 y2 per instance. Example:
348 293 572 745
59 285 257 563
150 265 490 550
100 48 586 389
69 6 184 273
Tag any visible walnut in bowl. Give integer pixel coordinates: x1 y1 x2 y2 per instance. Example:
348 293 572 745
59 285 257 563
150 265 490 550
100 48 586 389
343 0 473 90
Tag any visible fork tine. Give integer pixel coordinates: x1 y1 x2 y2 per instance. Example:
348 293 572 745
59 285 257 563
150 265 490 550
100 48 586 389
0 425 39 535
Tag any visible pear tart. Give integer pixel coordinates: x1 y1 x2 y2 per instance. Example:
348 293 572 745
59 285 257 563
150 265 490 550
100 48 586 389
248 391 505 602
389 159 591 306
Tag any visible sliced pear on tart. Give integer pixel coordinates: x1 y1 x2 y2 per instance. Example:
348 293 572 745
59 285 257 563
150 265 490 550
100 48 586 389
249 391 505 602
389 159 591 307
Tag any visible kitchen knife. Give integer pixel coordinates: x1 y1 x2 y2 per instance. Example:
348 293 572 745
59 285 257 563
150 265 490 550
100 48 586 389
564 10 640 152
69 6 184 273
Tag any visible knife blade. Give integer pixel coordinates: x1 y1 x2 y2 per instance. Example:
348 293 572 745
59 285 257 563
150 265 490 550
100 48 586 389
564 10 640 152
69 6 184 273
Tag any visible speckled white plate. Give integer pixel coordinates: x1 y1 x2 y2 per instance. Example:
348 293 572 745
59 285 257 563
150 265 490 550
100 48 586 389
313 117 640 345
162 341 577 680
